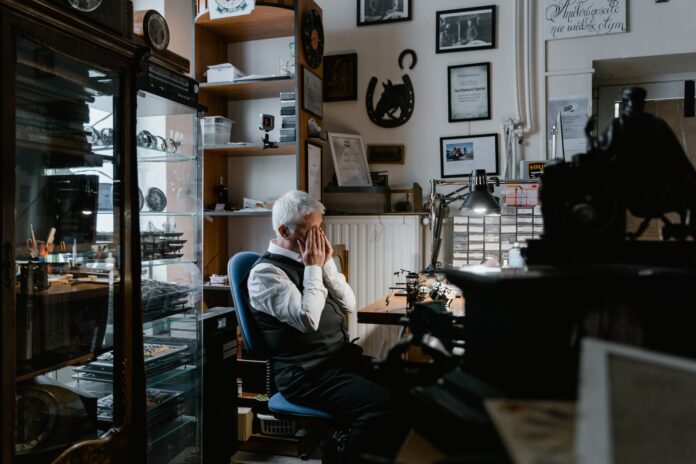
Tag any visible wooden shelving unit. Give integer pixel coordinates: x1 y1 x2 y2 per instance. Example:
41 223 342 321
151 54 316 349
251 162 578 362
204 142 295 157
199 78 294 101
195 5 294 42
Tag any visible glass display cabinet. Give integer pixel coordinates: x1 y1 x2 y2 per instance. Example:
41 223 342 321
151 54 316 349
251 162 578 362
1 5 146 463
134 69 204 463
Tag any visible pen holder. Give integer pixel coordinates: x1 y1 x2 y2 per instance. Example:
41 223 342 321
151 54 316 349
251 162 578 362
19 262 49 294
406 272 420 309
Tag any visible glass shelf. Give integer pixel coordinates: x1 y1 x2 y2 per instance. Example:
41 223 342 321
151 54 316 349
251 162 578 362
204 210 271 217
137 146 197 163
141 258 198 267
149 415 197 447
140 211 198 217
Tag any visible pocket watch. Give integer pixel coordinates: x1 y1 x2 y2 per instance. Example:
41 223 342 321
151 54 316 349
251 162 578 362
302 9 324 69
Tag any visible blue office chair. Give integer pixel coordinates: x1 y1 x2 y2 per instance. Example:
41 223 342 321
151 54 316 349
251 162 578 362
227 251 335 419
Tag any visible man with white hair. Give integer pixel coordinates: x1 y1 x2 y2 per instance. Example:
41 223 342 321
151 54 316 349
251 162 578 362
246 190 405 461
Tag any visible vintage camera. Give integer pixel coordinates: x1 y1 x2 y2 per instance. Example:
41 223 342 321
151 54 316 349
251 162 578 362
539 153 626 241
259 114 277 149
259 113 275 132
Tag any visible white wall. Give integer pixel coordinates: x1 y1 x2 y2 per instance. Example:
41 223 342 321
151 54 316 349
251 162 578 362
316 0 696 194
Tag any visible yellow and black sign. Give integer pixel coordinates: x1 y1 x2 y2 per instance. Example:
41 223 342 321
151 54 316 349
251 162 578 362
527 161 546 179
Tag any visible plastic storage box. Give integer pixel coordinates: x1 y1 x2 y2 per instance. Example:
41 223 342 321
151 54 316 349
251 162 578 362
201 116 233 146
205 63 245 83
257 413 296 437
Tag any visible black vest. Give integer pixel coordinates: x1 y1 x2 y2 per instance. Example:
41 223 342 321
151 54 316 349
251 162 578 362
247 252 348 376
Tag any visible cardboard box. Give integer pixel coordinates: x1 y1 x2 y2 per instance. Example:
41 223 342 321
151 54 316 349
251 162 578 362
237 407 253 441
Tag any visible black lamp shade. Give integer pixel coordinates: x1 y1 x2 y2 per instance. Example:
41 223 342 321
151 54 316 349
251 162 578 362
459 169 500 215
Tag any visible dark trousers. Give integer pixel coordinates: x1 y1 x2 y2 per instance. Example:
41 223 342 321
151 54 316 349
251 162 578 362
275 346 409 462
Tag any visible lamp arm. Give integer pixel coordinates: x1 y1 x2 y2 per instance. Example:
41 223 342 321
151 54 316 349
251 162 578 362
430 198 447 272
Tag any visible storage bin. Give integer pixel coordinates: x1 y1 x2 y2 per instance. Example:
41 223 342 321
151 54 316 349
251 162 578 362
205 63 245 83
201 116 234 146
257 413 296 437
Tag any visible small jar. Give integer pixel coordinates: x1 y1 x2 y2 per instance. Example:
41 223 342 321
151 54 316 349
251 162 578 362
508 243 524 268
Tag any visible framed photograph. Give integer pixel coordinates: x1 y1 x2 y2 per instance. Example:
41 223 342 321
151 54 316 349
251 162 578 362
358 0 412 26
436 5 496 53
448 62 491 122
302 66 323 118
306 141 322 201
440 133 499 178
324 53 358 102
328 132 373 187
367 144 405 164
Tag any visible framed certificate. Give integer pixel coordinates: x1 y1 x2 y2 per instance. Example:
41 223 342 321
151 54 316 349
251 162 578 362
448 62 491 122
306 141 322 201
328 132 372 187
302 66 323 118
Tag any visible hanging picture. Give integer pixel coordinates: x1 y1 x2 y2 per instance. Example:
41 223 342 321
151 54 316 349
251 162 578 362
365 50 416 128
302 66 323 119
328 133 372 187
544 0 626 40
324 53 358 102
209 0 256 20
358 0 412 26
448 62 491 122
440 133 499 178
306 141 322 201
436 5 496 53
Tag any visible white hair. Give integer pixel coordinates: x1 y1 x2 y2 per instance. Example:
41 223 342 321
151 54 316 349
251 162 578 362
272 190 325 237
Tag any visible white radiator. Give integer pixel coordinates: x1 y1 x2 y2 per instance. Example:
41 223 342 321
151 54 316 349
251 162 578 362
324 215 423 356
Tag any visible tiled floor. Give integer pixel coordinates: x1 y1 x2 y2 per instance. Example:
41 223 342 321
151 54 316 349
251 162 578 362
231 451 321 464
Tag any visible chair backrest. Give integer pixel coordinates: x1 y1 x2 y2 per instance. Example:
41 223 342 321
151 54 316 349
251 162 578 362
228 251 263 356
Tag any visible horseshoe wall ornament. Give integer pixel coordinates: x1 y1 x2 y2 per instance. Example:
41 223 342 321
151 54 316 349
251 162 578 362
398 49 417 70
366 50 417 128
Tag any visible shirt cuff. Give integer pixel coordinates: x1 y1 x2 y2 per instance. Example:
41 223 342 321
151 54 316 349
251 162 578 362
304 264 323 282
323 258 339 275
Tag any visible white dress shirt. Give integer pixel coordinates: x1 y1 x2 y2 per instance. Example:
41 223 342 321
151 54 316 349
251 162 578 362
247 241 356 333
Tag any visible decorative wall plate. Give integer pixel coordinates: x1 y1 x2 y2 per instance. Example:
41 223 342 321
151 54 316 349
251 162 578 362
302 9 324 69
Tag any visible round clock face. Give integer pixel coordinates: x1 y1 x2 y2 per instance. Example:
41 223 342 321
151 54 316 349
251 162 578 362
147 12 170 51
146 187 167 212
67 0 102 12
302 9 324 69
216 0 246 11
15 388 59 455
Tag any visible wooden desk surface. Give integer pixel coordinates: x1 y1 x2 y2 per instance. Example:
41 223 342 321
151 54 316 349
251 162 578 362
358 294 465 326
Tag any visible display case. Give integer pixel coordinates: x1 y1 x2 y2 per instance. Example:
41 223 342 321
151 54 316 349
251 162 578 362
134 66 204 463
1 3 146 463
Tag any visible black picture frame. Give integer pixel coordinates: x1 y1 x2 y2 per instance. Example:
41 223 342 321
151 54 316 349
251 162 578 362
367 144 405 164
448 62 491 122
436 5 496 54
358 0 412 27
323 53 358 102
301 66 323 119
440 133 499 178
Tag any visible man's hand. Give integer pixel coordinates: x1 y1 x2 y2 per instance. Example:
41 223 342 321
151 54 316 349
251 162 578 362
298 227 325 266
321 229 333 265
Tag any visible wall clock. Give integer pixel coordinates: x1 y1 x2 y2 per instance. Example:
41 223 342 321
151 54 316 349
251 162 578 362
49 0 128 36
67 0 102 11
216 0 247 11
302 9 324 69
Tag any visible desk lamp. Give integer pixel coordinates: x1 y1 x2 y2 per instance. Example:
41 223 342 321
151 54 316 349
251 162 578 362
427 169 500 273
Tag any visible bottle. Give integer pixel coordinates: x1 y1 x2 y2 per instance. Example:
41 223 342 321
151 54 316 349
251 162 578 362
105 252 115 271
214 176 229 210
